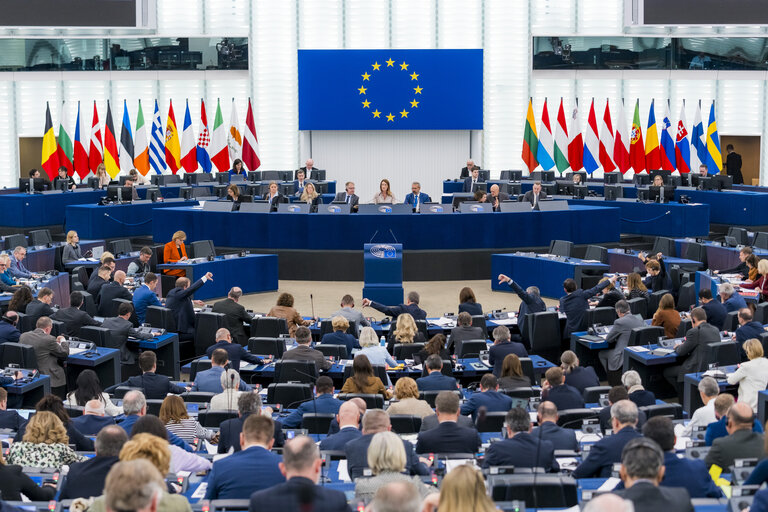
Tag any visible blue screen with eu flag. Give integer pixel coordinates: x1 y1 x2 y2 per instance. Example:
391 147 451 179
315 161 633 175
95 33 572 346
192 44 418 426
298 49 483 130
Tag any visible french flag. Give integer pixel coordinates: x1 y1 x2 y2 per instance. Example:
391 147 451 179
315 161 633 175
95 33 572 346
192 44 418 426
180 100 197 173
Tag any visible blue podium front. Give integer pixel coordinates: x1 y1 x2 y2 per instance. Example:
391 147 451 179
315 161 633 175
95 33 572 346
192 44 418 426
363 243 403 305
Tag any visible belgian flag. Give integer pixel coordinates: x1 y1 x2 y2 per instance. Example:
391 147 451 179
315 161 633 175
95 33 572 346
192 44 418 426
41 102 60 179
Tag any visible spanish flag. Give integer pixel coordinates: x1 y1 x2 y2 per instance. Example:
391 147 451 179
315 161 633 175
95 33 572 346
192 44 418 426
103 100 120 179
164 100 181 174
41 102 60 179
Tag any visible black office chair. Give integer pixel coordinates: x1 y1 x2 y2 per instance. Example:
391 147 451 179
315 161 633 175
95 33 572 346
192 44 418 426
107 239 133 257
261 170 281 181
584 245 608 264
300 413 336 434
755 302 768 325
181 392 216 403
628 326 665 346
626 297 649 319
112 386 141 399
64 405 84 418
343 364 388 384
337 393 384 409
69 266 88 291
314 344 348 359
188 360 212 381
190 240 216 260
50 320 65 337
500 387 536 399
265 382 312 408
724 311 740 332
251 317 289 338
582 386 612 403
146 306 177 332
475 411 507 433
668 265 682 293
556 409 600 428
274 361 318 384
109 298 136 321
194 312 225 357
28 229 52 247
389 415 422 434
198 410 239 428
518 357 536 385
318 320 357 337
17 313 36 334
683 242 708 270
393 343 424 360
549 240 573 257
754 232 768 250
248 337 285 358
79 326 111 347
647 290 668 317
456 340 489 359
677 282 696 312
727 227 749 246
639 403 683 420
4 234 26 250
676 317 692 338
526 312 561 360
488 474 578 507
0 342 37 368
420 390 461 408
703 341 740 367
415 319 429 340
585 307 616 328
470 314 487 333
651 237 675 257
419 359 454 377
53 245 64 272
145 399 164 416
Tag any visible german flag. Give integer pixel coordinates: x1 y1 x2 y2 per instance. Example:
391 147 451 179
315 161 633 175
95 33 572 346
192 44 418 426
41 102 60 179
103 100 120 179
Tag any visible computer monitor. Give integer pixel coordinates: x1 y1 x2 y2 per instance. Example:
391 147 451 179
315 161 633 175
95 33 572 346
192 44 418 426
500 170 523 182
500 201 533 212
698 176 718 190
633 174 650 186
508 182 522 195
238 202 272 213
246 171 261 182
714 174 733 190
637 188 650 201
573 184 588 199
357 204 412 214
648 185 675 203
451 193 474 210
471 182 487 193
556 180 574 196
604 172 621 184
106 186 133 202
86 176 101 189
604 184 623 201
540 170 556 182
19 178 46 193
202 201 234 212
277 203 310 214
53 179 70 192
667 175 683 188
146 188 161 202
649 169 672 183
537 200 569 211
566 171 587 184
214 172 230 184
150 174 182 186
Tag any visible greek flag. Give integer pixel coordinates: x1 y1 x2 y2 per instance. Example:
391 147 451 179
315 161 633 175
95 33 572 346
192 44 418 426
149 99 167 174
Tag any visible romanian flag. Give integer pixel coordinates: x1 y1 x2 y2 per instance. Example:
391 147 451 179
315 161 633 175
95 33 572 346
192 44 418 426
41 102 60 179
706 101 722 174
629 100 645 173
645 100 662 170
521 98 539 173
165 100 181 174
103 101 120 179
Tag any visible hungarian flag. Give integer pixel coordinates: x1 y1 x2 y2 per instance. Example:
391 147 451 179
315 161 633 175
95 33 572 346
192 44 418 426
103 101 120 179
242 98 260 171
134 100 150 176
180 100 197 173
521 98 539 173
536 99 554 171
210 99 229 173
567 101 583 172
41 102 60 179
228 99 242 162
119 100 134 174
645 100 662 170
598 99 616 173
613 100 630 174
88 101 103 174
196 99 212 173
629 100 646 173
73 101 90 179
582 99 600 174
675 102 691 173
164 100 181 174
553 98 569 173
660 100 676 171
57 102 74 176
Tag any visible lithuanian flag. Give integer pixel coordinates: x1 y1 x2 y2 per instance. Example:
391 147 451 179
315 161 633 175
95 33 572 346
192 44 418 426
521 98 539 173
41 102 60 179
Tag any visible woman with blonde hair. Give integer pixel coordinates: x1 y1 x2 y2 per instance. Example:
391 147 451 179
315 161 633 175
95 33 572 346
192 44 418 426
498 354 531 390
62 230 83 264
356 326 397 369
159 395 217 443
727 338 768 411
6 411 85 469
299 182 321 212
385 377 433 418
96 162 110 188
372 179 396 204
626 272 649 299
386 313 425 354
425 463 496 512
163 230 188 278
741 259 768 298
652 293 681 339
560 350 599 393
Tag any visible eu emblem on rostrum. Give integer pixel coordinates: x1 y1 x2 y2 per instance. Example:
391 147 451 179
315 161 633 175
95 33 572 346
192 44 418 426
363 243 403 305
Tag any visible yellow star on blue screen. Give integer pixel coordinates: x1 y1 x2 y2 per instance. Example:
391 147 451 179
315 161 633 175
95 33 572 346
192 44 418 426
372 61 381 70
358 85 367 95
386 112 395 122
362 72 370 81
362 99 370 108
400 109 409 118
410 72 419 81
400 62 409 70
372 110 381 118
413 85 423 94
410 99 419 108
385 58 395 67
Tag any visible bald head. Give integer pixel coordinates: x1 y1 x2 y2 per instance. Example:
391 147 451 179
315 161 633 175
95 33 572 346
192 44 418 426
728 401 755 433
215 328 232 343
228 287 243 301
349 397 367 415
582 494 634 512
113 270 126 284
85 399 105 416
337 401 360 429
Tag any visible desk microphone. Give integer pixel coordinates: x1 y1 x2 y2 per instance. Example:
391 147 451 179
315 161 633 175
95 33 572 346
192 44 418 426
310 294 315 321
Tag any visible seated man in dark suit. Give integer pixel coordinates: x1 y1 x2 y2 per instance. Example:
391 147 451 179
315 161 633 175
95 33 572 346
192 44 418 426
293 169 310 197
522 181 547 209
483 407 557 471
345 409 428 479
86 266 111 301
249 435 351 512
446 312 485 355
109 351 187 399
102 302 158 379
53 291 101 337
362 291 426 321
462 167 485 192
622 370 656 407
25 286 55 323
734 308 765 357
320 316 359 357
71 399 116 436
416 355 460 393
282 376 342 429
698 288 726 331
615 438 694 512
0 311 20 345
460 374 515 420
218 392 284 453
212 287 252 346
206 415 285 499
58 425 127 500
333 181 360 211
573 400 642 478
531 401 578 451
459 159 479 179
419 411 474 431
488 325 527 377
704 393 763 446
497 274 546 345
165 272 213 341
541 367 585 412
598 386 648 433
416 391 480 454
488 184 510 212
280 326 332 371
205 327 264 372
0 388 25 430
319 401 362 451
560 275 616 338
706 401 766 469
96 270 132 317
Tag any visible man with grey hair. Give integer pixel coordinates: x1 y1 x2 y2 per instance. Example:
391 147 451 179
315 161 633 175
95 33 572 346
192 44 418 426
248 435 351 511
362 291 426 321
664 306 721 400
489 324 528 377
718 282 747 313
212 287 252 345
60 425 128 500
281 325 332 371
460 158 478 178
483 407 557 471
369 481 422 512
683 376 719 436
583 494 635 512
404 182 431 212
497 274 546 341
622 370 656 407
103 459 169 512
9 246 37 279
71 398 116 436
204 326 265 371
573 400 642 478
117 390 192 452
209 369 243 411
218 391 284 454
599 299 644 386
616 438 694 512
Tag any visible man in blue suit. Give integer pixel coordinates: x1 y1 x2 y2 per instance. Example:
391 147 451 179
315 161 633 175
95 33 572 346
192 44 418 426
488 325 528 376
0 388 25 430
531 401 578 451
362 291 426 321
483 407 558 471
192 349 252 392
319 316 359 357
205 328 265 371
416 355 460 393
0 311 20 344
71 400 116 436
165 273 212 341
497 275 546 344
735 308 765 357
572 399 642 478
699 288 727 330
719 283 747 313
132 272 161 324
462 167 485 192
416 391 480 454
542 367 585 412
59 425 126 500
292 169 310 196
403 182 432 212
460 374 515 420
218 392 284 453
319 401 362 451
282 376 342 429
206 415 285 499
560 276 616 337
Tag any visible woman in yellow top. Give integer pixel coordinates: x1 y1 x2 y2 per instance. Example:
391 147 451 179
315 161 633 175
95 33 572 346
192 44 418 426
163 230 188 277
341 354 392 399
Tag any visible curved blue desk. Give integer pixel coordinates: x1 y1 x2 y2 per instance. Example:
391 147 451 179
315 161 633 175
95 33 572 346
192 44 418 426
65 199 199 239
0 189 105 228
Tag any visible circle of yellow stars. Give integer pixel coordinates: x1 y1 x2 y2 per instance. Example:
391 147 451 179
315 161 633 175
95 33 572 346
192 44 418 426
358 57 422 123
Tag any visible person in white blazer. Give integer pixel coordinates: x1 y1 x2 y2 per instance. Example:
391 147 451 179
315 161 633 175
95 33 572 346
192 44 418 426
727 338 768 412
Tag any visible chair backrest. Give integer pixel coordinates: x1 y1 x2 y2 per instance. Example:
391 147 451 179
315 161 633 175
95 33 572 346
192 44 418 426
50 320 65 337
639 403 683 420
337 393 384 409
319 320 357 337
266 383 313 408
113 386 141 399
420 360 454 378
315 344 348 359
488 474 578 508
275 360 318 384
676 317 692 338
585 307 617 328
72 266 89 288
79 290 97 317
475 411 507 433
724 311 740 332
415 319 429 339
110 298 134 319
755 302 768 325
64 405 84 418
301 413 336 434
584 245 608 264
668 265 681 293
703 341 740 368
54 245 64 272
17 313 36 334
628 326 665 346
549 240 573 257
420 390 461 408
677 282 696 312
0 342 38 368
181 392 216 403
500 387 535 399
518 357 536 385
389 414 422 434
189 240 216 260
626 297 649 319
470 314 487 332
582 386 612 403
146 306 177 332
727 227 749 246
248 337 285 358
252 317 289 338
647 290 668 317
651 237 675 257
189 360 212 381
393 343 424 360
198 410 239 428
4 234 26 250
194 312 225 356
145 399 163 416
456 340 489 359
79 326 111 347
754 232 768 250
527 312 561 355
343 364 388 384
28 229 52 246
684 242 708 268
556 408 600 428
107 239 133 257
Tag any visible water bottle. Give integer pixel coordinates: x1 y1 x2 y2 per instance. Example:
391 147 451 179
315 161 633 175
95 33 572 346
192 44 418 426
380 335 386 347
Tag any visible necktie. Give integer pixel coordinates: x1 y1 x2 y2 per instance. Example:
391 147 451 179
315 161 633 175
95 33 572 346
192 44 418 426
346 195 350 204
415 195 419 210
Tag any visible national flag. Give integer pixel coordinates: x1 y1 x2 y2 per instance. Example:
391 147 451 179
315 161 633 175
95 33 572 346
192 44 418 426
88 101 103 174
149 100 167 175
660 100 676 171
180 100 197 173
705 101 722 175
210 99 229 173
645 100 661 170
599 99 616 173
675 102 691 173
613 100 630 174
73 101 89 180
119 100 134 174
536 99 554 171
41 102 60 179
691 101 706 170
553 98 569 173
242 98 261 171
567 101 583 172
582 99 600 174
228 99 242 162
629 99 646 173
164 100 181 173
521 98 539 173
133 100 149 176
103 101 120 179
196 99 212 173
56 102 74 176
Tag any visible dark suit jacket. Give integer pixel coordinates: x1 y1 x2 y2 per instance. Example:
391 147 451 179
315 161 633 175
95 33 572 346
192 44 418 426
458 302 483 316
0 463 56 501
447 325 485 354
248 477 352 512
506 280 546 336
404 192 432 207
205 340 262 371
0 320 20 344
462 176 486 192
20 328 68 387
52 306 100 337
545 384 585 411
115 372 186 399
71 414 116 436
416 372 459 392
560 280 613 336
629 389 656 407
599 407 647 433
483 432 557 471
564 366 600 393
572 426 641 478
217 413 285 453
531 421 579 451
673 322 721 381
460 390 515 419
460 166 478 179
25 299 55 322
370 301 426 321
86 276 108 300
165 278 206 334
280 344 332 371
616 481 694 512
0 409 25 430
320 331 358 357
59 456 120 500
96 282 132 317
333 192 359 208
721 261 748 279
415 421 481 454
345 434 427 479
419 413 474 431
489 341 528 376
263 193 285 210
736 321 765 351
101 315 153 365
212 298 251 345
706 428 765 469
522 190 547 209
490 192 511 211
701 300 727 330
660 452 722 498
206 445 285 499
318 426 362 451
